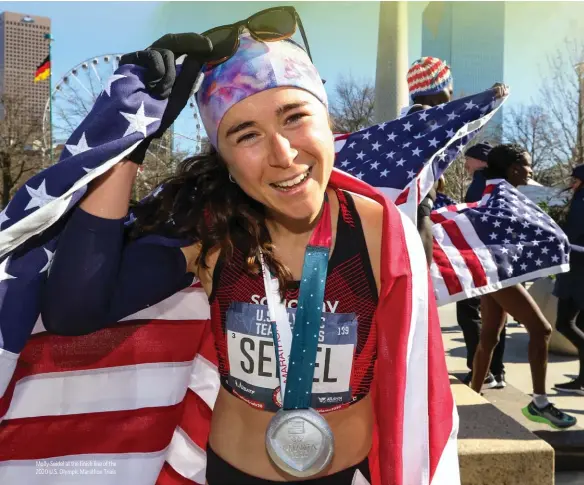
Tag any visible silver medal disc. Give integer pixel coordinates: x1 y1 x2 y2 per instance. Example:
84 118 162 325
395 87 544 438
265 408 334 477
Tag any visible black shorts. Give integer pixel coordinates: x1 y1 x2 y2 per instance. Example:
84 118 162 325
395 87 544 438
205 443 371 485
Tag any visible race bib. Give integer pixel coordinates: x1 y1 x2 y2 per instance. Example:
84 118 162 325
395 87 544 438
225 302 357 412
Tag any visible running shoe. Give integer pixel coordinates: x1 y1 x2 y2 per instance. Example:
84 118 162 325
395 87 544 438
553 379 584 396
494 373 506 389
522 401 577 429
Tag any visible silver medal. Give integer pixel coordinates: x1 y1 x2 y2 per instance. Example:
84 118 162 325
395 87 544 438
265 408 334 477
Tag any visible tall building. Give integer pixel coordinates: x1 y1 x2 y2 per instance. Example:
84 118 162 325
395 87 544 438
421 2 505 140
0 11 51 124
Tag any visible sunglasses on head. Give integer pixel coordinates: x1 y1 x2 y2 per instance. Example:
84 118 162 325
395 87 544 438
202 6 312 68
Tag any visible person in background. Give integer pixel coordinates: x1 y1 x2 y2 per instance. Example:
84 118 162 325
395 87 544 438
464 142 491 203
406 58 507 266
458 142 508 389
471 144 576 429
405 57 454 115
402 57 453 266
407 58 454 265
553 164 584 395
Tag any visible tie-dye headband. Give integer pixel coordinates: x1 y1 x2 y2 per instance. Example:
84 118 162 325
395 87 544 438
195 32 328 149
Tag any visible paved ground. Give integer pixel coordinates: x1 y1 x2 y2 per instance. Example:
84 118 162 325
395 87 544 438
438 302 584 421
555 471 584 484
438 302 584 483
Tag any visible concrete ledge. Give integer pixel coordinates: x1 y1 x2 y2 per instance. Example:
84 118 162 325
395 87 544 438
451 377 554 485
479 379 584 472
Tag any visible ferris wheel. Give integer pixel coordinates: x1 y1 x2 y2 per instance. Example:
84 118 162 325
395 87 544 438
42 53 204 164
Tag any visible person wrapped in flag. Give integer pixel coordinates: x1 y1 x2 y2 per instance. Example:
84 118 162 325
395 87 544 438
0 7 510 485
430 144 576 428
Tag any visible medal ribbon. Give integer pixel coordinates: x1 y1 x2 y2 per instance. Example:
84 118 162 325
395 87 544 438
261 198 332 411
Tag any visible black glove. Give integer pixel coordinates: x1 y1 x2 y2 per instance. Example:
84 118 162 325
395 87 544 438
119 33 214 164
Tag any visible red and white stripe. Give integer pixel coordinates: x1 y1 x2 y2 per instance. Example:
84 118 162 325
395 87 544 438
430 202 478 224
329 170 458 485
0 283 220 485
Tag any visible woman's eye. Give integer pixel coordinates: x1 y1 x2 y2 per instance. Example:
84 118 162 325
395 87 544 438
286 113 308 124
237 132 257 143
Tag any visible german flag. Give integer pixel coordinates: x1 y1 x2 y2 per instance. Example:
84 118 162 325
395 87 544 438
34 55 50 82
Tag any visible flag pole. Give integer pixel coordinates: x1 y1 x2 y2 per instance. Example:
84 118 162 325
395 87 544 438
44 33 54 165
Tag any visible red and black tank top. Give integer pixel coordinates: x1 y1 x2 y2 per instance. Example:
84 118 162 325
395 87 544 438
209 189 378 413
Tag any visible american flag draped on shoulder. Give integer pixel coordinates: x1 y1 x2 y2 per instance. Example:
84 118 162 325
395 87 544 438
0 60 501 485
429 180 570 305
334 91 505 224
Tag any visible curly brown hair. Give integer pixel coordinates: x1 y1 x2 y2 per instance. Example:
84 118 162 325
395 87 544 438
129 147 292 297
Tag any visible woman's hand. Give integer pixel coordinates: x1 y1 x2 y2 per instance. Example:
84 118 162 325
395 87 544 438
119 33 214 164
491 82 509 99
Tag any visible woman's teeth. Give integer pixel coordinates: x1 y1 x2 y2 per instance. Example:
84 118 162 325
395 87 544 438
273 169 310 189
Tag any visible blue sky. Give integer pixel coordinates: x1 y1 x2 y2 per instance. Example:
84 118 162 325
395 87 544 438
4 1 584 147
5 1 584 104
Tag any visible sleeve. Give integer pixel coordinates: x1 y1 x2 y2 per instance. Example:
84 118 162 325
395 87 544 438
565 195 584 247
417 195 434 218
41 207 195 336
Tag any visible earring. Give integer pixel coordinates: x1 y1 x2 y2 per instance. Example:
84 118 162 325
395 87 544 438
229 173 236 183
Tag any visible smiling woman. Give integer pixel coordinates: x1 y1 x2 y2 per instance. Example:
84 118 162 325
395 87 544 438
39 7 457 485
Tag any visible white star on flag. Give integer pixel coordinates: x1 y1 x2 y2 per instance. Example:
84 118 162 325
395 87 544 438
0 257 15 282
40 248 55 273
104 74 126 96
24 180 57 211
464 100 477 110
66 132 92 157
120 102 160 137
0 209 9 229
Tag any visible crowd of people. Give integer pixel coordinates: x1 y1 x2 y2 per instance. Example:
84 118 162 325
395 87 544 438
2 6 584 484
407 56 583 429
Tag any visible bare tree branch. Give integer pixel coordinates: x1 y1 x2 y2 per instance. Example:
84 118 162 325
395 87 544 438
329 75 375 133
0 92 43 208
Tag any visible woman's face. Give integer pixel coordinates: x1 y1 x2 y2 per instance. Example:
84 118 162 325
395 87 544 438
217 87 335 224
507 152 533 187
